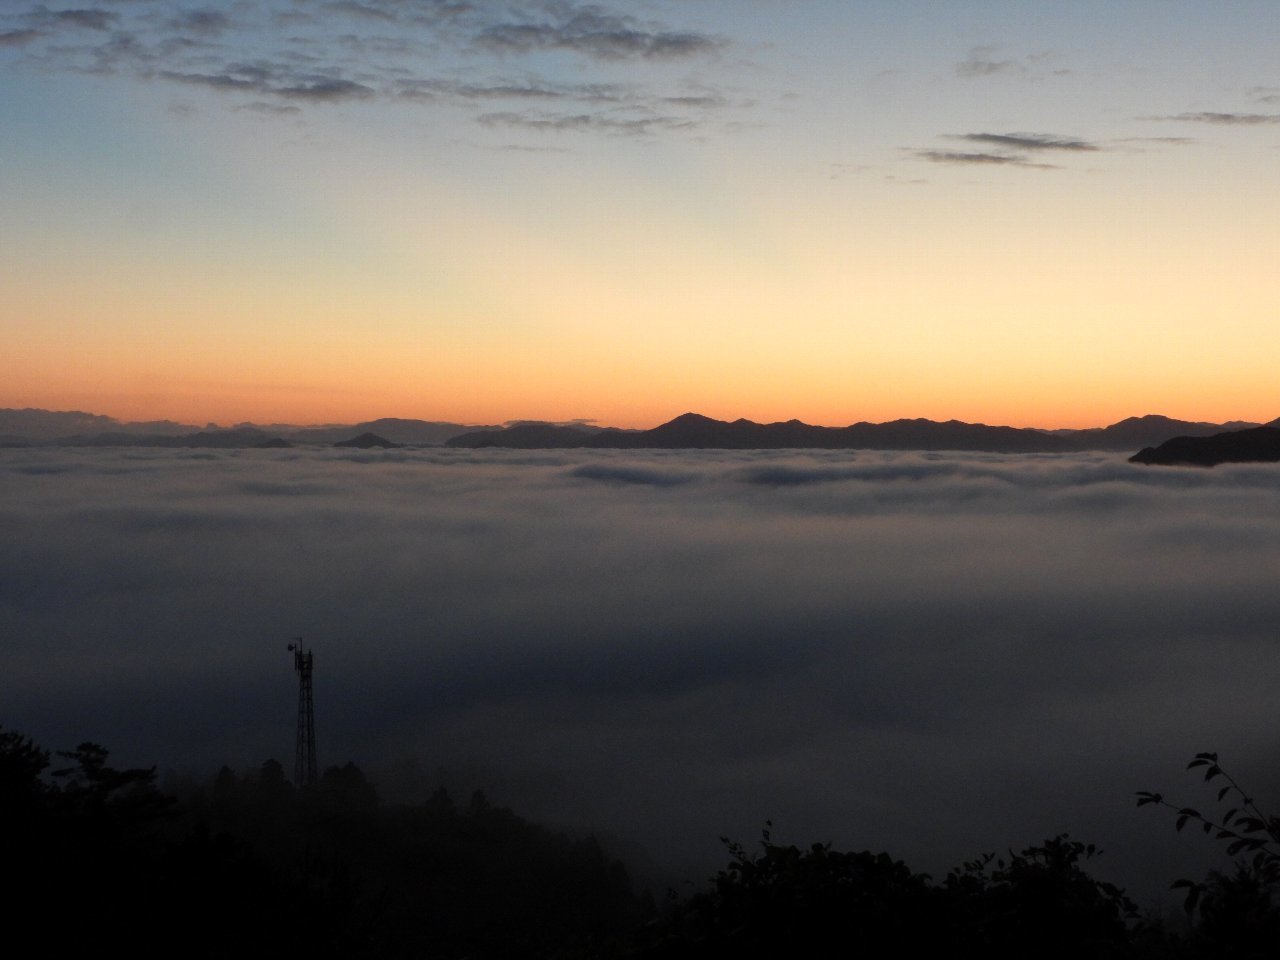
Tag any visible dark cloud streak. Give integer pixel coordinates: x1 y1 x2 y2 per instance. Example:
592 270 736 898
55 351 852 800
910 130 1103 171
325 0 400 23
1154 111 1280 125
913 149 1056 168
158 66 379 102
476 7 721 61
41 7 118 31
394 76 627 103
168 9 232 36
952 132 1099 152
276 77 376 101
478 109 693 134
0 28 42 46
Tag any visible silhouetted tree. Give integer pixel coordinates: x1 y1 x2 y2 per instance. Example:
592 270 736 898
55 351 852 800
1137 753 1280 956
424 785 455 817
317 761 379 814
642 826 1148 960
942 835 1136 959
0 725 49 812
1 726 658 957
647 826 942 958
1193 864 1280 957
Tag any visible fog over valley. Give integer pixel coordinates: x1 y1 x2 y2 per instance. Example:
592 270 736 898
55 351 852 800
4 445 1279 905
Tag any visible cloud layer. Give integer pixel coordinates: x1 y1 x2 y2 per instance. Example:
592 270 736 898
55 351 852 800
3 446 1280 902
911 131 1102 169
0 1 731 135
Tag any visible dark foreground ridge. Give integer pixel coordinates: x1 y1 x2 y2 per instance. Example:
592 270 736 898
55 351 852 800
6 725 1280 958
1130 426 1280 467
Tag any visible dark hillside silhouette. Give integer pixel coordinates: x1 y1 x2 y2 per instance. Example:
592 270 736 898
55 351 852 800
7 726 1280 957
1130 426 1280 466
1 725 646 958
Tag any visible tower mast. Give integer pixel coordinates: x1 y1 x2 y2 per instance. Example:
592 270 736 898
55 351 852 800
288 640 317 788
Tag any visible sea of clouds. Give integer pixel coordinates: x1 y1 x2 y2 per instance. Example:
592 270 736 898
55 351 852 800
4 445 1280 902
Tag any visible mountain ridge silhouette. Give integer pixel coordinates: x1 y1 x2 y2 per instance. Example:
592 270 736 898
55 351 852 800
2 407 1275 454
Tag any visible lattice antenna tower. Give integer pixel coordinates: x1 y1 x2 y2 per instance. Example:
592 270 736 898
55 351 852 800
288 640 317 788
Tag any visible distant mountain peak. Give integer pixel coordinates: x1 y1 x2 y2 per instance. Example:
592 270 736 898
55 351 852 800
335 433 401 449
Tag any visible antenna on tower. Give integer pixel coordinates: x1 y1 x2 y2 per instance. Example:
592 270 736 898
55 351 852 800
287 639 317 788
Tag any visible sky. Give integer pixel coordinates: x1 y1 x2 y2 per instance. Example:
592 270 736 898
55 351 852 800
5 443 1280 904
2 1 1279 428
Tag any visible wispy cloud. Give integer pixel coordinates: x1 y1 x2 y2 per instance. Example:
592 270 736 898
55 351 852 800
950 132 1099 152
0 29 41 46
158 69 269 93
954 45 1067 81
278 77 377 102
476 7 721 61
1153 111 1280 125
36 7 118 32
0 0 736 137
168 9 232 36
478 109 694 135
325 0 401 23
394 73 727 135
954 44 1021 78
907 130 1102 171
394 77 628 104
913 149 1055 168
1114 136 1197 145
156 66 374 102
235 101 303 116
663 92 729 109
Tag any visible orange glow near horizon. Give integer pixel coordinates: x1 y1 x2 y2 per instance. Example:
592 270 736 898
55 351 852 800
10 168 1280 429
4 370 1275 433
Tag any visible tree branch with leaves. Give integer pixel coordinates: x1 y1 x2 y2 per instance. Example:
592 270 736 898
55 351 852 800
1136 751 1280 913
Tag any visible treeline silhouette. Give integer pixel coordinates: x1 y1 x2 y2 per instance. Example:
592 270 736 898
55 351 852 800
1 727 642 958
3 726 1278 958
